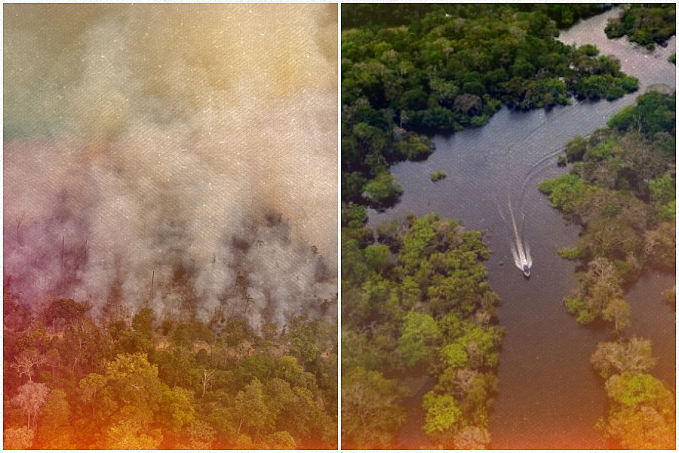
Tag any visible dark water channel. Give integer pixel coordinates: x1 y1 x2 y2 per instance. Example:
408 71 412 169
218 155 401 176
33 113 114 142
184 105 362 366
369 9 676 449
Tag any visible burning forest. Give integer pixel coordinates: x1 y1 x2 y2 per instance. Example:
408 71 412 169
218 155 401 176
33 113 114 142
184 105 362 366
4 3 338 330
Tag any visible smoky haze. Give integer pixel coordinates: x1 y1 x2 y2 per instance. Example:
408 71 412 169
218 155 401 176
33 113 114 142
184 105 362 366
3 4 338 328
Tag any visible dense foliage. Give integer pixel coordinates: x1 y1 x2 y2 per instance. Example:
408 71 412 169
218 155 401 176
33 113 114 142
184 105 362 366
540 91 675 328
341 210 502 449
342 4 639 210
605 4 676 50
539 90 676 448
3 293 338 449
591 338 675 449
342 4 611 31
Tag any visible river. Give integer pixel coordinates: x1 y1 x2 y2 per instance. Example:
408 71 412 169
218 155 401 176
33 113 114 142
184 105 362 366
369 9 676 449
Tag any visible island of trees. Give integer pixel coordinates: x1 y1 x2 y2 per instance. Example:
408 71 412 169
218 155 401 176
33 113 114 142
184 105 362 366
3 292 338 449
605 4 676 50
539 89 675 449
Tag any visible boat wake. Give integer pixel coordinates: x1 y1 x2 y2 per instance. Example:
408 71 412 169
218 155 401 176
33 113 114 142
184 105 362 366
508 199 532 277
497 196 532 278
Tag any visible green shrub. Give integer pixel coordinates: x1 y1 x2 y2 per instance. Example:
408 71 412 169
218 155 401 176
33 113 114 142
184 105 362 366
558 247 583 260
430 170 447 182
538 173 590 213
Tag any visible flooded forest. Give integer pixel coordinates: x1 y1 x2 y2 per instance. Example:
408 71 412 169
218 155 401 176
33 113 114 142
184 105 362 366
341 4 675 449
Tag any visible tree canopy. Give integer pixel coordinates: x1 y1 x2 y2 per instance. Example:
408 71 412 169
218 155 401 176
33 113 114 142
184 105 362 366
605 4 676 50
3 297 338 449
341 213 502 448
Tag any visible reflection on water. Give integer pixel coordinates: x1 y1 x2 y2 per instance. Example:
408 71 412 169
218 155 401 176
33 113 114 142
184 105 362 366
369 8 675 449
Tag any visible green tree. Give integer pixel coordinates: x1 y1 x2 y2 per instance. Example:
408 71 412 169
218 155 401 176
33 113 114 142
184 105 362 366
222 318 254 348
605 373 673 408
422 392 462 446
36 389 74 449
538 173 591 213
363 171 403 208
157 385 196 435
649 172 675 205
176 420 216 449
79 372 108 415
265 430 296 449
341 367 408 449
273 355 315 390
46 298 87 330
103 416 163 450
399 312 441 367
605 4 676 49
599 372 675 449
131 306 155 339
277 386 333 448
342 210 500 449
106 353 163 411
287 316 326 368
233 378 272 438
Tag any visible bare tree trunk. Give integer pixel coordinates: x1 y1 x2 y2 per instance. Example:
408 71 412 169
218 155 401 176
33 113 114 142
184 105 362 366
201 368 215 397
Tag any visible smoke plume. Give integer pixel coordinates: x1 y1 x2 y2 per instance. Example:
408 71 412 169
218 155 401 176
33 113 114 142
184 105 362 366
3 4 338 329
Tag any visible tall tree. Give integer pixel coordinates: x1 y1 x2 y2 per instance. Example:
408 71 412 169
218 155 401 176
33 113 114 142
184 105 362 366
233 378 273 438
11 382 50 431
10 350 46 383
36 389 74 449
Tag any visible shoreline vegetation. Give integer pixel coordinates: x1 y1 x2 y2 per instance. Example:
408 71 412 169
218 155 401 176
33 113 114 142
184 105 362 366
539 89 676 449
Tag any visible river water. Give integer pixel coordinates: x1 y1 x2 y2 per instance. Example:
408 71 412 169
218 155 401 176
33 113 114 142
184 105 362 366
369 9 676 449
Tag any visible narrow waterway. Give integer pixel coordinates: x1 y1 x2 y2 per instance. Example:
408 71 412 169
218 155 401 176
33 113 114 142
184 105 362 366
370 9 676 449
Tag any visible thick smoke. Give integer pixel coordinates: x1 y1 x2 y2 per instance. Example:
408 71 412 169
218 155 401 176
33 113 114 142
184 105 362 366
3 4 338 329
